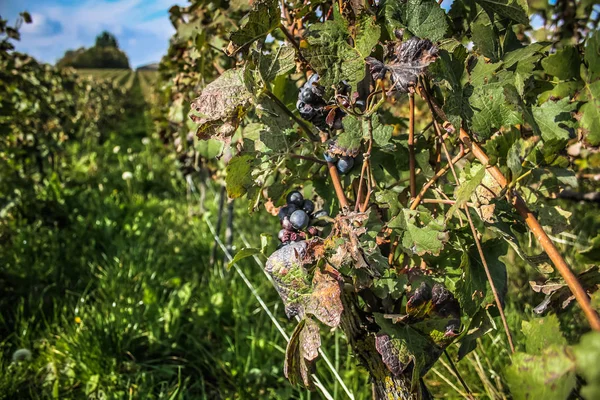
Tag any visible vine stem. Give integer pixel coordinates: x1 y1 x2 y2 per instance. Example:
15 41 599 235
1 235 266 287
355 118 373 212
328 161 350 209
408 92 417 198
264 90 319 142
418 86 600 332
433 120 515 353
459 127 600 332
278 24 310 66
409 147 469 211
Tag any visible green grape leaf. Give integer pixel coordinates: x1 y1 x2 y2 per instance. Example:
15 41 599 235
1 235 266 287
404 0 448 41
225 154 257 198
304 18 365 92
475 0 529 25
541 46 581 80
573 332 600 400
503 42 551 69
470 83 521 140
390 209 449 256
505 346 576 400
531 98 576 143
469 57 502 87
447 164 486 220
334 115 363 155
471 15 500 62
585 30 600 81
256 95 295 152
369 115 394 147
457 308 495 360
521 315 567 354
354 13 381 58
256 45 296 83
189 68 253 143
378 0 404 37
227 0 280 55
228 247 261 269
456 239 508 316
578 80 600 146
430 46 473 129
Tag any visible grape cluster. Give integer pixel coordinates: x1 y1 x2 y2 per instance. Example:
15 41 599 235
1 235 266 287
296 74 345 131
324 152 355 174
278 190 329 247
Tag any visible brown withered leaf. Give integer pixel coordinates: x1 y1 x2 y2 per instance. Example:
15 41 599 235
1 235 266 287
188 68 253 144
532 266 600 315
366 36 438 93
284 317 321 390
306 267 344 327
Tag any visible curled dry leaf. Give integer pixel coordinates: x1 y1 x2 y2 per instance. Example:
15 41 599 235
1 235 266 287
366 36 439 93
284 317 322 390
188 68 252 144
473 170 502 223
306 266 344 327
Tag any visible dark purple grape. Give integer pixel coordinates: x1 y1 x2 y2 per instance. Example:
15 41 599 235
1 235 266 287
290 210 309 230
278 204 298 220
336 156 354 174
286 191 304 207
324 152 338 163
302 199 315 214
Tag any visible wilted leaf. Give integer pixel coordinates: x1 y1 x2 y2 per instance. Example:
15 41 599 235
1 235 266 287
306 267 344 327
227 0 280 55
265 241 312 318
284 317 321 389
367 36 439 93
189 68 253 143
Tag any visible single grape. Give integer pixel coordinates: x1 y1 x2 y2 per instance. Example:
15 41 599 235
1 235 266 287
302 199 315 215
290 210 310 230
286 191 304 207
336 156 354 174
324 152 338 163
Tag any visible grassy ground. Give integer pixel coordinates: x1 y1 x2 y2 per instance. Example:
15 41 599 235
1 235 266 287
1 72 364 399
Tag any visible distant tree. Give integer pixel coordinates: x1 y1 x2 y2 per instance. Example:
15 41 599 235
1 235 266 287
95 31 119 48
57 31 129 69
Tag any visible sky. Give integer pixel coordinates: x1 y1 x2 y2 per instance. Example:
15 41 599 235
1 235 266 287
0 0 182 68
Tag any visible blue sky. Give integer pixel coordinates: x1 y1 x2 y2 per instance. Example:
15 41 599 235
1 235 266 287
0 0 182 68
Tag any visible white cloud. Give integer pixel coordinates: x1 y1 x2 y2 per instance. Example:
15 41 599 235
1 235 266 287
10 0 181 68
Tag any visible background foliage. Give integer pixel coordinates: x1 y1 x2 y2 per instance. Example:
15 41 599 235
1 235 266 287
1 1 600 399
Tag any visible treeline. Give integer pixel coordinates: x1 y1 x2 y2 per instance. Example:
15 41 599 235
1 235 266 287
57 31 130 69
